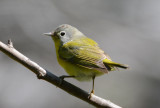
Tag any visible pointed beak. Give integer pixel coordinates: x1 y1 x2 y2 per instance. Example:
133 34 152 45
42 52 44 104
43 32 53 36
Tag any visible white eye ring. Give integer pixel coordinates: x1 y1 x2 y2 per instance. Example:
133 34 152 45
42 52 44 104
60 31 66 36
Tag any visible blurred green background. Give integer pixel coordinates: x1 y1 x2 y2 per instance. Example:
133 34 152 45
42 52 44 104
0 0 160 108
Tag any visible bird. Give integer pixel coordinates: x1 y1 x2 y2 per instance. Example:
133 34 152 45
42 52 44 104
44 24 129 96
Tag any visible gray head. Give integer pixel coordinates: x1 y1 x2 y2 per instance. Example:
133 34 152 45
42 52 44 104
44 24 85 45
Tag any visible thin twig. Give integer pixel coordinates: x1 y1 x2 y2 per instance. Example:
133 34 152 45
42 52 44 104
0 40 122 108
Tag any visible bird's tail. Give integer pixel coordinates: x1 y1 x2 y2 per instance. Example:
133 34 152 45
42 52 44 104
103 59 129 69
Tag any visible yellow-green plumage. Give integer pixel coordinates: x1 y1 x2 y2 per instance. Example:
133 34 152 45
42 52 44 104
44 24 129 95
56 37 106 81
46 24 128 81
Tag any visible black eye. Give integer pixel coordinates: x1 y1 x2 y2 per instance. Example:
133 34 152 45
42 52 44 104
60 31 66 36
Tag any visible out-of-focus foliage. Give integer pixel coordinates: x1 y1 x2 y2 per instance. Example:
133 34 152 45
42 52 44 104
0 0 160 108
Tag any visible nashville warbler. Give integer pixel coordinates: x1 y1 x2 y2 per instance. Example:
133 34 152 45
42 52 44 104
44 24 129 95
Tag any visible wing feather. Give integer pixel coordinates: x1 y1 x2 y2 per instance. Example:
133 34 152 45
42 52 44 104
58 37 110 73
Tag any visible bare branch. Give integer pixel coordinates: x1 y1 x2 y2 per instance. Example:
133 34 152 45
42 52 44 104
0 40 122 108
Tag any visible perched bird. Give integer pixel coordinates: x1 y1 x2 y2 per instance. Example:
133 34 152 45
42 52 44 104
44 24 129 95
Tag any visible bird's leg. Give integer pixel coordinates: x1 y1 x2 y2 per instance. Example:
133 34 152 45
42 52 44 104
91 76 95 94
59 75 75 80
59 75 75 85
89 75 95 99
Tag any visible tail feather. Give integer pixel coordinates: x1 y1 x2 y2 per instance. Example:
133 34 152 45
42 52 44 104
108 63 129 69
103 59 129 69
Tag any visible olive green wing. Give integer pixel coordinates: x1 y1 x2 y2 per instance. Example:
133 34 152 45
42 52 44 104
58 39 110 73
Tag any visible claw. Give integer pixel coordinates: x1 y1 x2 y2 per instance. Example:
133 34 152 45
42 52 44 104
88 90 94 99
59 75 65 86
58 75 75 86
59 75 66 80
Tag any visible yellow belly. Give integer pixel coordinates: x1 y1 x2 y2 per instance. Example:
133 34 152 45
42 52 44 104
57 56 104 81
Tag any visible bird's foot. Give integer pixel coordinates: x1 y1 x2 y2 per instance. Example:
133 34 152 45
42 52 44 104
58 75 75 86
59 75 66 86
88 90 94 99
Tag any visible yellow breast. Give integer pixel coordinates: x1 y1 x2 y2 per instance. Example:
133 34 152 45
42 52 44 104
52 37 104 81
